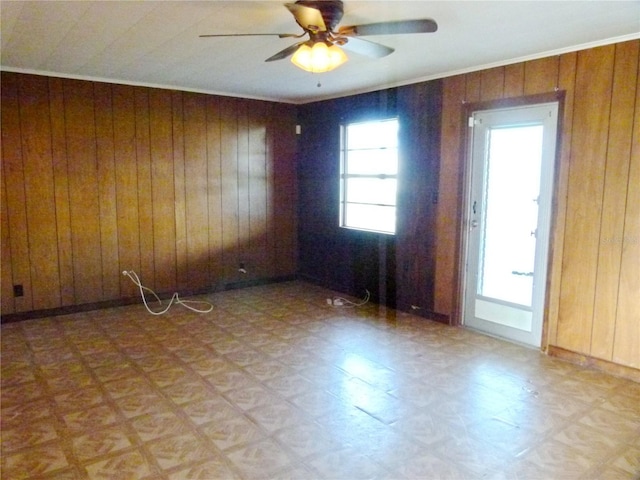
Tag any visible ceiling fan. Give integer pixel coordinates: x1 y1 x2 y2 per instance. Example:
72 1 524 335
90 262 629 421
200 0 438 73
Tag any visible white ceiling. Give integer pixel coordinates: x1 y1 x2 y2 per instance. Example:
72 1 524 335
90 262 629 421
1 1 639 104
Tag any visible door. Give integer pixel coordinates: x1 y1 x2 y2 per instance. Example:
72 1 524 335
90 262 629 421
463 103 559 347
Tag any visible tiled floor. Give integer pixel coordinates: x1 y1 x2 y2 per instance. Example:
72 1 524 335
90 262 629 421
1 281 639 479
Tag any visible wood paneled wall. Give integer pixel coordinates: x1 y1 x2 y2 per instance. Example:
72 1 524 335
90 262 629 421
297 90 400 307
436 40 639 370
1 72 297 317
297 82 443 316
2 41 637 373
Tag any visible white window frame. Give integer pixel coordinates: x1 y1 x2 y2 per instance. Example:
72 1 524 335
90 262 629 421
339 117 399 235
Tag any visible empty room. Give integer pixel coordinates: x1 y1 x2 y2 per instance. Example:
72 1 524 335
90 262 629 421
1 1 639 478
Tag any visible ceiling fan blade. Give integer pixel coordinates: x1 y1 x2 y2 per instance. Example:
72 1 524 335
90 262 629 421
200 33 302 39
265 41 306 62
339 18 438 37
340 37 394 58
285 3 327 32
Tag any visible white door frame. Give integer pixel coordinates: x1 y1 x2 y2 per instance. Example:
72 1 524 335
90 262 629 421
458 95 563 348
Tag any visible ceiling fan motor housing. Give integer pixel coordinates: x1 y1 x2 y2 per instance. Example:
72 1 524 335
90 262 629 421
295 0 344 31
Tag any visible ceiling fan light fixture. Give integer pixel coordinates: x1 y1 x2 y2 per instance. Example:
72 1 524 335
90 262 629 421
291 41 347 73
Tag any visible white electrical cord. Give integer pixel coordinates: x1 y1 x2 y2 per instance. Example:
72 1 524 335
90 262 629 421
328 289 371 308
122 270 214 315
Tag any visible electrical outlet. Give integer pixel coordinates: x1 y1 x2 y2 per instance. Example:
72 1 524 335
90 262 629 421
13 284 24 297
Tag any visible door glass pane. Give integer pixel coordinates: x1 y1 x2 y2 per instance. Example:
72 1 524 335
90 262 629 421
478 124 543 306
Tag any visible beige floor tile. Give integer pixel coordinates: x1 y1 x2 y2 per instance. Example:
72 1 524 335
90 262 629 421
1 419 59 453
553 422 621 461
609 445 640 475
273 421 339 458
1 280 639 479
71 424 134 462
161 378 215 405
114 391 173 418
392 450 474 479
166 455 242 480
62 404 120 434
3 442 70 478
84 448 157 479
145 432 212 471
181 397 240 426
200 413 265 451
3 399 54 430
53 386 107 413
223 384 281 411
519 439 595 477
306 447 392 480
226 438 296 478
578 406 640 441
131 410 188 442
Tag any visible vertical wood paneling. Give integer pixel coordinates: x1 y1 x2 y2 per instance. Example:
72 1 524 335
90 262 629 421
18 74 60 309
63 79 102 303
48 77 75 306
297 87 439 311
395 82 441 312
220 97 240 279
1 73 33 313
613 61 640 368
265 103 277 275
134 88 155 288
504 63 525 98
465 71 481 103
149 89 177 293
205 96 223 283
183 93 210 289
1 72 298 318
112 84 140 297
591 41 639 360
271 104 297 276
236 99 251 277
1 165 15 314
248 102 268 278
546 51 577 346
435 41 639 373
434 75 466 317
171 91 189 291
94 83 120 300
480 67 504 101
524 56 559 95
557 45 615 353
3 47 636 373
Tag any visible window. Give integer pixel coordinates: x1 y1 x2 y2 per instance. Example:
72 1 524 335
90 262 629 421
340 118 399 234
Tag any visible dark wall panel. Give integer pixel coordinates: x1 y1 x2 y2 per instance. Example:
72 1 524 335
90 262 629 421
297 82 443 316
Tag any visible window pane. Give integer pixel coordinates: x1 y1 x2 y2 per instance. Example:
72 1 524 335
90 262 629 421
344 203 396 233
346 149 398 175
340 117 399 235
346 119 399 150
345 178 397 205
